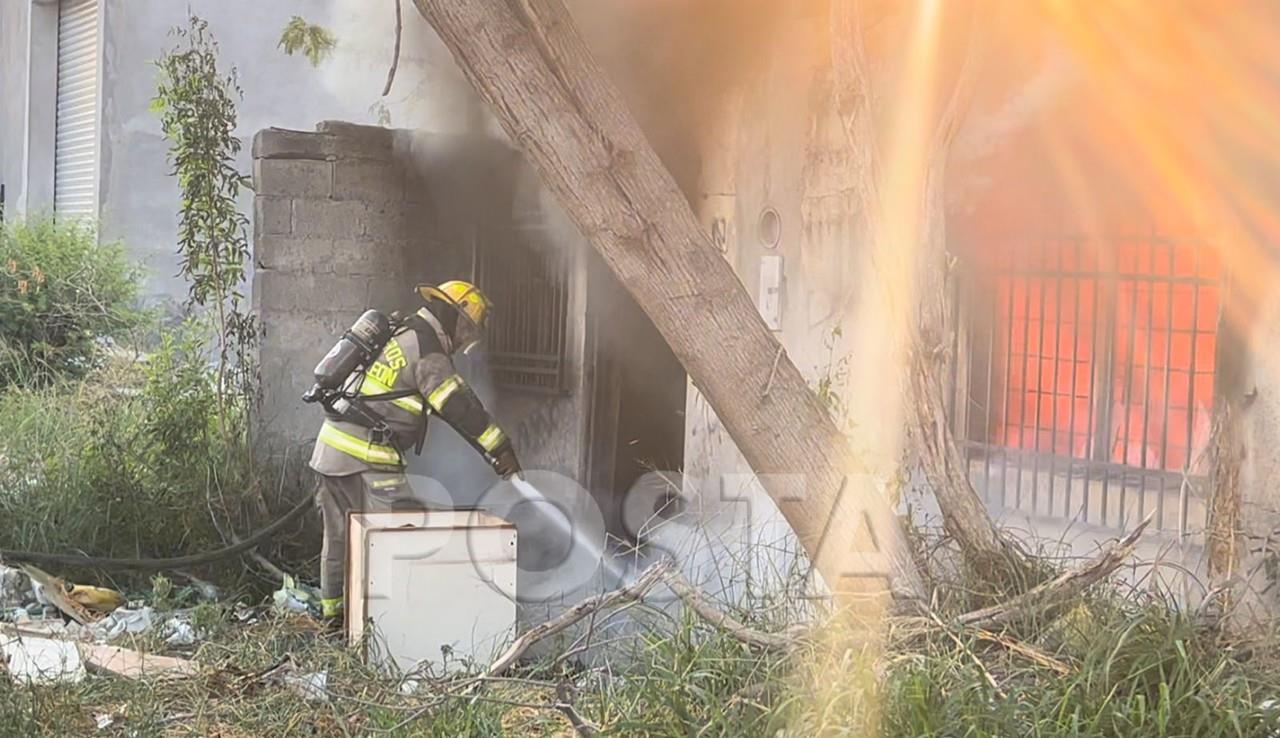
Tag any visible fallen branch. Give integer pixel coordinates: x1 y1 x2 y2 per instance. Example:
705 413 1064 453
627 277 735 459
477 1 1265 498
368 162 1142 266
228 531 288 584
971 627 1071 675
925 608 1006 699
664 571 803 651
889 614 1072 676
484 560 672 678
956 518 1151 629
554 683 600 737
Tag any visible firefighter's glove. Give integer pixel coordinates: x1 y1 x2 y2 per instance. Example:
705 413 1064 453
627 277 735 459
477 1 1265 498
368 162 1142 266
492 445 522 480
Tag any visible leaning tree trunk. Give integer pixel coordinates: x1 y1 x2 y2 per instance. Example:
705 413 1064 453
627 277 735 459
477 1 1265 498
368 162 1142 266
411 0 919 595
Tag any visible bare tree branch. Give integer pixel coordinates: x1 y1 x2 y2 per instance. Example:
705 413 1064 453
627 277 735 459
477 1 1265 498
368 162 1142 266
554 684 600 737
665 571 803 651
383 0 404 97
925 606 1007 699
484 561 672 678
956 518 1151 629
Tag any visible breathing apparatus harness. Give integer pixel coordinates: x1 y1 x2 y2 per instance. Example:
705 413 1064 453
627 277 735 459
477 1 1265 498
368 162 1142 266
302 309 430 454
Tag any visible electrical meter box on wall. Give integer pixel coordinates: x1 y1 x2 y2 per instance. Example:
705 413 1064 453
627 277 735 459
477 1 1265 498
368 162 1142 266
346 510 518 674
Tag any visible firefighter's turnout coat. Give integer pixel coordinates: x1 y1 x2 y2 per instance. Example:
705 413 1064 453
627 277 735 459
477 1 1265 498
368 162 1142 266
308 307 510 477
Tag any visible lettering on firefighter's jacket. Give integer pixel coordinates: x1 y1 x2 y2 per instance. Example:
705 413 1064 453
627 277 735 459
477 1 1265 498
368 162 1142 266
367 339 408 387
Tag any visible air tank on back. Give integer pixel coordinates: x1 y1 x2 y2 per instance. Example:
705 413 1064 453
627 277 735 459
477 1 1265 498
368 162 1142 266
306 310 393 397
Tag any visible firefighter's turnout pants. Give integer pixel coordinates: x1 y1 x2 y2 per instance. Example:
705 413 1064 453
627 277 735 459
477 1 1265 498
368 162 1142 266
314 470 416 618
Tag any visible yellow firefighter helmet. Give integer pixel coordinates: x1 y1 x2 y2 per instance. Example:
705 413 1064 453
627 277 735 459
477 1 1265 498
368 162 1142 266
416 280 492 330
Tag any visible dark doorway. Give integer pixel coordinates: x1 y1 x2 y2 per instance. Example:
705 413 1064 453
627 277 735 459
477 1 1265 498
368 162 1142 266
584 252 687 539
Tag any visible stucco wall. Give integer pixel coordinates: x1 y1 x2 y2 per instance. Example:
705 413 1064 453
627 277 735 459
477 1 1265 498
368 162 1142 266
676 7 841 594
1 0 487 306
0 0 57 216
98 0 386 311
0 0 31 215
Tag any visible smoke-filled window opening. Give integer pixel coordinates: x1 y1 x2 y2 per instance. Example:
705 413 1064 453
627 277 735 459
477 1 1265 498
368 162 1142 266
951 232 1222 536
473 225 571 393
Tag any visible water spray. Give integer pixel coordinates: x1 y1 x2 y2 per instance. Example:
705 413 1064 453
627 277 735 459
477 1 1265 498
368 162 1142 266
508 474 632 586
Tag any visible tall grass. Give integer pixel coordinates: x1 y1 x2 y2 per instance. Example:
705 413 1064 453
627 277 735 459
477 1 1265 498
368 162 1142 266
0 556 1277 736
0 320 305 586
548 582 1279 737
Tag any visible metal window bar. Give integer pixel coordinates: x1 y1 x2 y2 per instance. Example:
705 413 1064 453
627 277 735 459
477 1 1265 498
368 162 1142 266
951 235 1217 537
474 226 571 394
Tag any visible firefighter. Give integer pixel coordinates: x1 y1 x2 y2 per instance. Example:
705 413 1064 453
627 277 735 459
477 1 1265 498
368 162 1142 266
308 280 521 621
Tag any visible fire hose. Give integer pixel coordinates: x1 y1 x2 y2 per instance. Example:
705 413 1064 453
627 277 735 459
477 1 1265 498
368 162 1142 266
0 494 313 571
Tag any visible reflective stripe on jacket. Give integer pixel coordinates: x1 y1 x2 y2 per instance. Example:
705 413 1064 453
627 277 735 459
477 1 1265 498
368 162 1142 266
316 421 402 466
359 372 425 415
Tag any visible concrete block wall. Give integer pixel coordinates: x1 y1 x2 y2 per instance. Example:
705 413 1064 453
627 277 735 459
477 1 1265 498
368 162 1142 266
251 121 444 455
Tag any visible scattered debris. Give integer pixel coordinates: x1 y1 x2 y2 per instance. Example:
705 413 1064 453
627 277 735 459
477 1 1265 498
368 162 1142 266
0 633 86 684
2 619 196 682
0 620 71 639
173 571 222 602
257 656 330 702
273 574 321 615
163 619 197 647
21 565 99 625
233 603 259 624
68 585 126 614
399 678 421 695
79 643 197 680
283 670 330 702
0 564 29 609
89 607 156 641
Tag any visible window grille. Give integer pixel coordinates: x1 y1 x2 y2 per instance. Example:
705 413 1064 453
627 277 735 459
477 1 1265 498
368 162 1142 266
473 226 571 393
953 233 1221 536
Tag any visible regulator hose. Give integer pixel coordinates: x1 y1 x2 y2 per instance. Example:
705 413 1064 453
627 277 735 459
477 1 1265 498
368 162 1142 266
0 494 313 572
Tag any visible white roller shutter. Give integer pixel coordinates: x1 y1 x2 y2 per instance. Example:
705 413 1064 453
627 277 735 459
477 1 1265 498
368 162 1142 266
54 0 101 219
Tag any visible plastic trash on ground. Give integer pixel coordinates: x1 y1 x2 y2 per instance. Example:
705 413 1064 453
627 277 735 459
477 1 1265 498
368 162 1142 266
89 607 156 642
272 574 322 616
